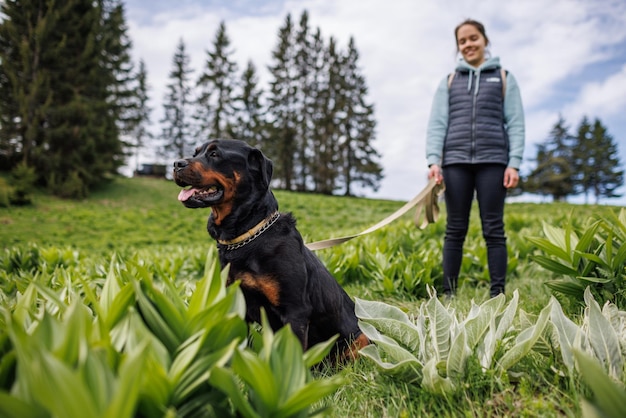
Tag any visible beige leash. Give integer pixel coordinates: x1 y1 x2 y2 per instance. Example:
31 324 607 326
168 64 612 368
306 178 445 251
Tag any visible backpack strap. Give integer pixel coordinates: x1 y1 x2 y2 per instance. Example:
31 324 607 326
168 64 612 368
448 68 508 97
447 72 456 89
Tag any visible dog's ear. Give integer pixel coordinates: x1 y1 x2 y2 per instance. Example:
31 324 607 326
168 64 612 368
248 148 273 190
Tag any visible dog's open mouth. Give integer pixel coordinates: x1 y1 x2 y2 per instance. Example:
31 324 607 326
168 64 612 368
178 185 224 205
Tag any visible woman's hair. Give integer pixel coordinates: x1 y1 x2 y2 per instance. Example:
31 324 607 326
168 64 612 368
454 19 489 50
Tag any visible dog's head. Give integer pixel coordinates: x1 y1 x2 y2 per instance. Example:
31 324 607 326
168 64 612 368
173 139 273 211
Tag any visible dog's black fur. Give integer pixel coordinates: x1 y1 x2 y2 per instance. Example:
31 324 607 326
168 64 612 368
173 139 368 361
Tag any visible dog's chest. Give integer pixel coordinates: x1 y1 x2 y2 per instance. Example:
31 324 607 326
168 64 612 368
227 269 281 307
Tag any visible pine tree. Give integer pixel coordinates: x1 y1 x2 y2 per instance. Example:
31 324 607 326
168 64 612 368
525 116 575 201
312 36 342 194
336 37 382 196
195 21 238 140
292 10 313 191
572 116 594 202
267 13 298 190
309 28 338 194
99 0 136 140
0 0 129 197
161 39 194 159
587 118 623 203
0 0 55 169
232 60 267 148
128 59 153 171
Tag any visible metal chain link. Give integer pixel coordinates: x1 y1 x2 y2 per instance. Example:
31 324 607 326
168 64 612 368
218 211 281 251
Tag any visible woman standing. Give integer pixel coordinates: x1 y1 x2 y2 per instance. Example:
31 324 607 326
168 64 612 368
426 19 525 298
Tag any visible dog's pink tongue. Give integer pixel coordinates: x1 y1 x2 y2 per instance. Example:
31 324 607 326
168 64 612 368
178 188 197 202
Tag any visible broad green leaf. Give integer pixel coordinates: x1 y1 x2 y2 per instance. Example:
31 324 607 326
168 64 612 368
303 336 338 368
574 349 626 418
0 391 47 418
577 275 611 284
424 296 452 361
577 252 610 270
543 223 577 259
187 258 226 318
232 349 279 409
355 298 420 351
446 327 468 379
493 291 519 343
527 233 571 262
584 287 623 378
104 341 149 418
81 350 115 413
549 297 584 371
133 281 180 353
270 326 306 402
277 376 346 418
422 357 455 394
573 221 602 267
545 279 585 298
172 340 238 403
22 350 100 418
463 296 505 349
359 344 422 377
358 321 422 366
497 301 550 371
104 283 135 330
208 367 260 418
55 301 91 365
100 254 122 320
529 255 580 276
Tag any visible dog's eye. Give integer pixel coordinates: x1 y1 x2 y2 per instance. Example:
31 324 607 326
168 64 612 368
209 151 218 158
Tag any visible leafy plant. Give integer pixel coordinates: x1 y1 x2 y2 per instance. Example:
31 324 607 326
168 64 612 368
355 288 551 394
574 349 626 418
528 209 626 309
550 287 625 380
209 312 346 418
0 250 345 417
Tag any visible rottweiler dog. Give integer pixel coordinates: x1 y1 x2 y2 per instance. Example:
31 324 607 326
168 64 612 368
173 139 369 362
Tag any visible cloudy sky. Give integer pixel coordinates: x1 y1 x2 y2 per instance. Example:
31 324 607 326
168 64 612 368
123 0 626 205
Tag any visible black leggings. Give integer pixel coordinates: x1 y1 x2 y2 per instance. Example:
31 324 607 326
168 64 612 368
442 164 507 296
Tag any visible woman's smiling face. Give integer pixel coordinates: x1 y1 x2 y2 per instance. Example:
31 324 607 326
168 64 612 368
456 24 487 67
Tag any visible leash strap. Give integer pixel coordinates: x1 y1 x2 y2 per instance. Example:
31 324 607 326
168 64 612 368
306 178 445 251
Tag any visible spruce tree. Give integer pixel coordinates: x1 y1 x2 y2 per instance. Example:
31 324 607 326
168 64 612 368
525 116 575 201
587 118 623 203
0 0 55 169
312 36 342 194
232 60 267 148
267 13 298 190
309 28 337 194
161 39 194 159
0 0 129 197
293 10 313 191
195 21 238 140
128 59 153 171
337 37 382 196
572 116 594 202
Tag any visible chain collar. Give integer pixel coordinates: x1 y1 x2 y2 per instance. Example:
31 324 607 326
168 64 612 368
217 211 281 251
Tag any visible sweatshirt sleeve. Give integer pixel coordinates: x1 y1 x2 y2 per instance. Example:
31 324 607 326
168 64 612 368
425 77 449 166
503 73 525 169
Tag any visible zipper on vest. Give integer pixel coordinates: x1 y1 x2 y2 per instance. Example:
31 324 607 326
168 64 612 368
470 74 478 162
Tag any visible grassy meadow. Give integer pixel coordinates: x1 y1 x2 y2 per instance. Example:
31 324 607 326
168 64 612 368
1 176 625 417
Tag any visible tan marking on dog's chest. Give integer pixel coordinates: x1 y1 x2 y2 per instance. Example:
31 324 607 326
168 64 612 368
234 272 280 306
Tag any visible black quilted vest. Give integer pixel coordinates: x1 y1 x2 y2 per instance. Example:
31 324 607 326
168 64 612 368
443 68 508 167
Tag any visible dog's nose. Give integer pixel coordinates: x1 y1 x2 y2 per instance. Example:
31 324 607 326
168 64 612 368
173 159 188 170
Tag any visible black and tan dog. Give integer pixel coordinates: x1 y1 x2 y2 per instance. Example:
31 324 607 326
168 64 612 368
173 139 369 362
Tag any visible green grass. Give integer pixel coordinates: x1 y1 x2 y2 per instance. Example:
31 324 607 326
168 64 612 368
1 176 623 417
